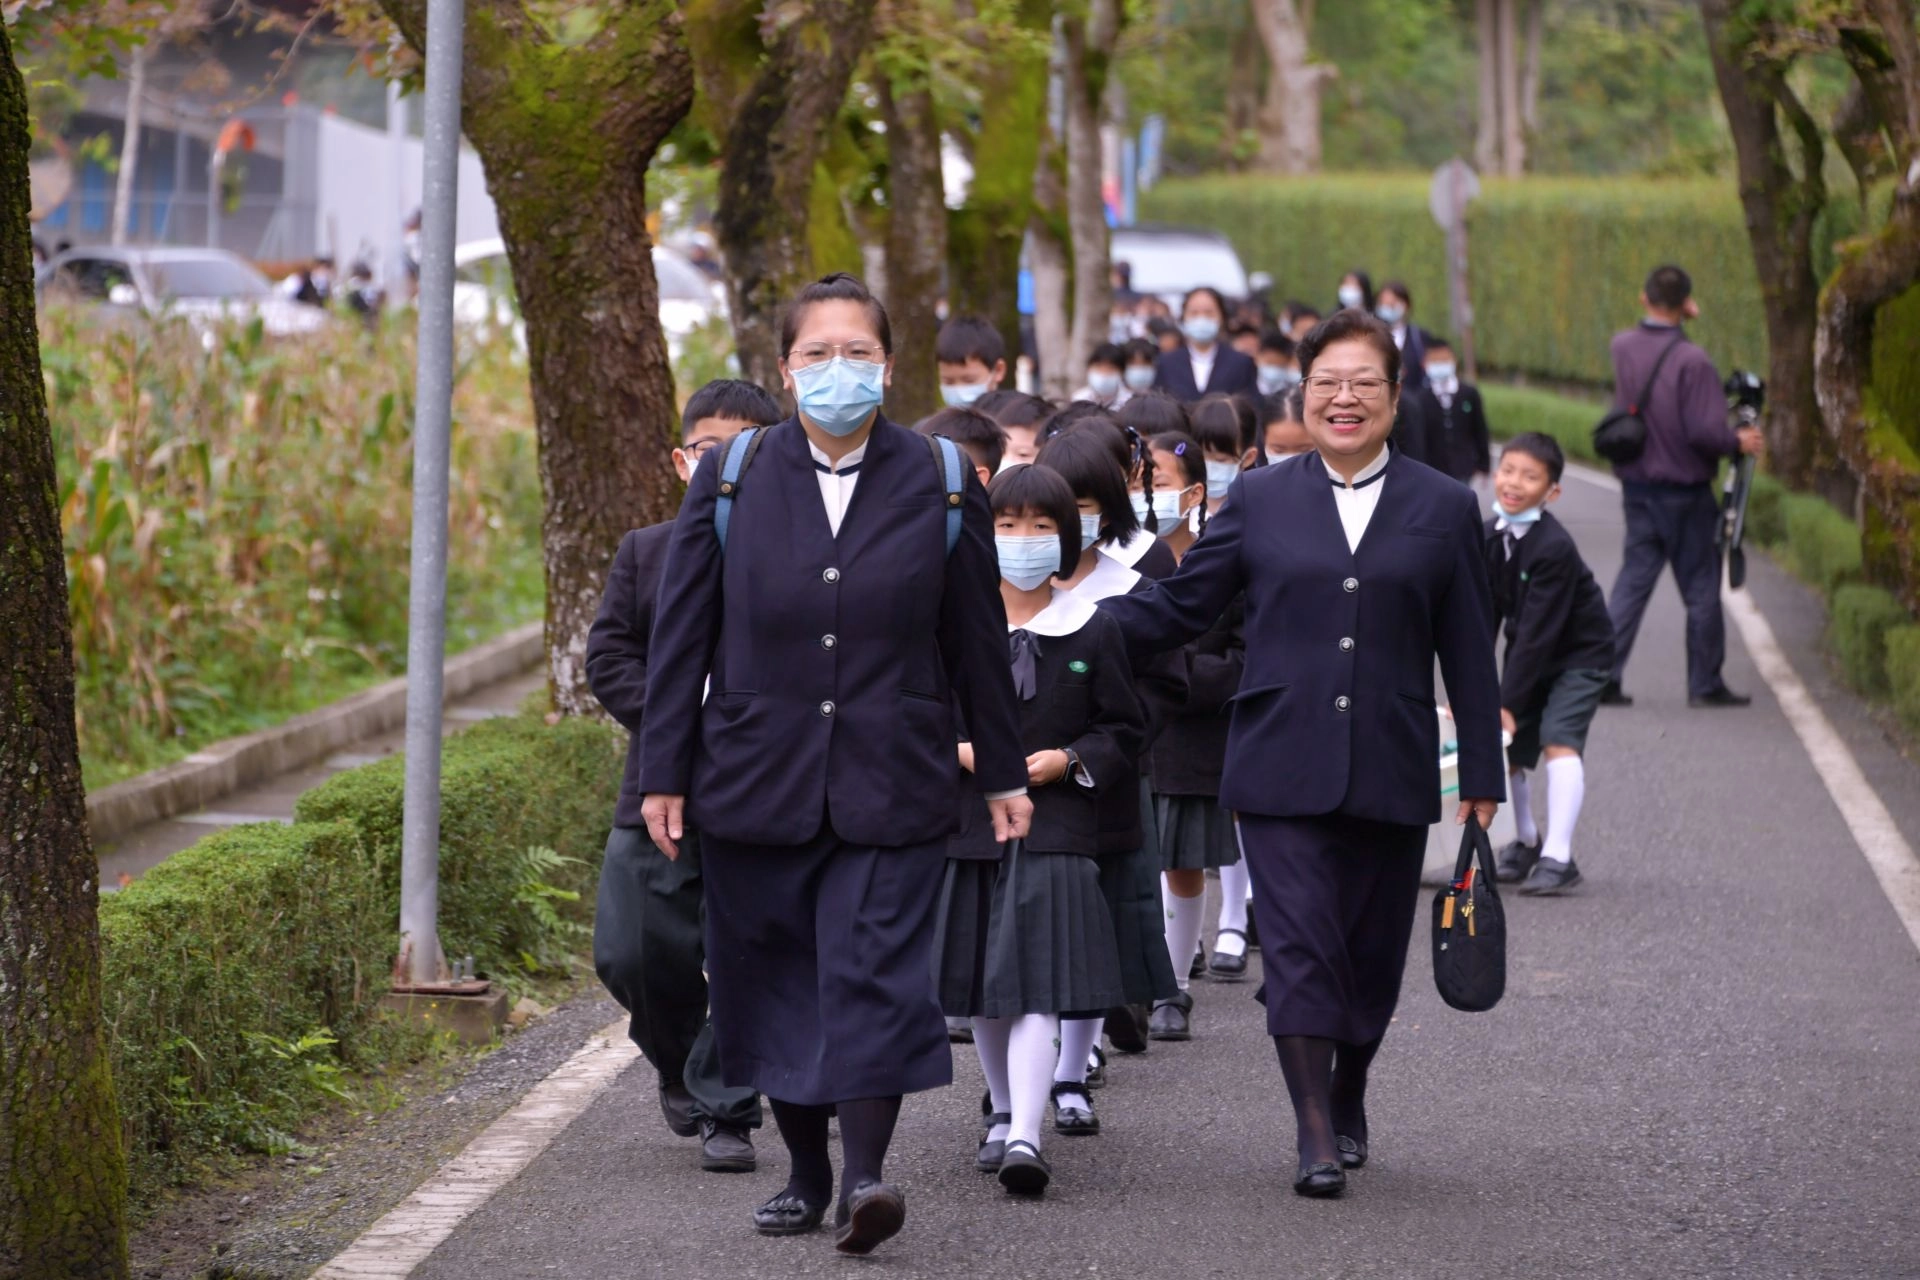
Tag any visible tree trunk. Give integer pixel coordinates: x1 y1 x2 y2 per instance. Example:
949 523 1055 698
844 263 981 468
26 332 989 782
693 0 880 390
1250 0 1332 175
0 18 131 1279
1225 10 1262 167
1474 0 1499 174
1496 0 1523 176
1700 0 1834 497
1029 54 1072 405
1519 0 1543 141
110 42 146 246
878 75 946 423
381 0 694 717
1062 0 1121 380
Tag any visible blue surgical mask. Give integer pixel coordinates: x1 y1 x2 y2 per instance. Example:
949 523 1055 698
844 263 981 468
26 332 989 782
1495 501 1543 525
1182 316 1220 346
1088 370 1122 399
1079 512 1104 550
1376 302 1406 326
1337 284 1364 309
1205 459 1239 500
941 381 989 408
1256 364 1296 395
1123 365 1156 391
793 357 885 436
1427 361 1457 384
996 534 1062 590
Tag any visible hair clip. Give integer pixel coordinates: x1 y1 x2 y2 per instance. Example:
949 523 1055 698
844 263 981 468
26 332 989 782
1173 442 1187 455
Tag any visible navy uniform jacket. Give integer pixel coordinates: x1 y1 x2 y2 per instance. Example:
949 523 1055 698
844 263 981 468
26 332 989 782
585 521 673 830
1099 451 1506 826
1154 345 1259 402
1485 510 1615 710
638 417 1028 848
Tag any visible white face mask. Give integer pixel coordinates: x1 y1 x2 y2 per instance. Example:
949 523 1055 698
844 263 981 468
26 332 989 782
1427 361 1457 384
1079 512 1104 550
1205 459 1239 500
1088 370 1122 399
1124 365 1156 391
1256 364 1298 395
1133 487 1194 527
941 382 989 408
1337 284 1364 309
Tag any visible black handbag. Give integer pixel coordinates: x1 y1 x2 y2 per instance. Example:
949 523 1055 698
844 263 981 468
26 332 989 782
1592 330 1684 465
1431 820 1507 1012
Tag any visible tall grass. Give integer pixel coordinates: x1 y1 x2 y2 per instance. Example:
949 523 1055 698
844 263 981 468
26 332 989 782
42 308 544 789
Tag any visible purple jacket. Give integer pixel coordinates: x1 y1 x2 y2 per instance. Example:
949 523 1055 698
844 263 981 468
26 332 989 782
1610 322 1739 486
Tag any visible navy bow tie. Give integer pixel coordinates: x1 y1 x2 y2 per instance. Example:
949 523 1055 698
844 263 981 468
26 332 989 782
1008 629 1041 701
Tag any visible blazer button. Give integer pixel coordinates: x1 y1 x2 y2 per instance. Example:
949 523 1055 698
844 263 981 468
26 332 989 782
1342 576 1358 593
1335 695 1351 711
823 567 841 584
1339 637 1355 652
821 634 837 650
820 700 836 717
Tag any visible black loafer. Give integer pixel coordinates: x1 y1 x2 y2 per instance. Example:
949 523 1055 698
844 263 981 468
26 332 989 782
1085 1044 1108 1090
978 1111 1010 1173
1209 928 1249 979
1520 857 1582 895
1104 1005 1150 1054
1189 944 1209 980
753 1190 826 1236
1689 687 1752 708
1598 680 1633 707
1293 1161 1346 1198
699 1119 756 1172
1493 839 1541 883
658 1082 698 1138
947 1015 975 1043
833 1181 907 1255
1148 991 1193 1041
998 1140 1052 1196
1051 1081 1100 1135
1336 1134 1368 1170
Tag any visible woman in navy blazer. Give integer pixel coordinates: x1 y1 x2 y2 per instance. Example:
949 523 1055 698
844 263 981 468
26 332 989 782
640 275 1031 1252
1154 286 1259 402
1100 309 1504 1199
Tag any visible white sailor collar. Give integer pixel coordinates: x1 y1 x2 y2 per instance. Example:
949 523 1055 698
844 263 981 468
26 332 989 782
1322 445 1390 490
1066 548 1144 603
1109 525 1157 568
1011 588 1099 638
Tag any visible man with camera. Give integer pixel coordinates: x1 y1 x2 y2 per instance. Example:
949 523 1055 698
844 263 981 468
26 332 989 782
1601 265 1765 708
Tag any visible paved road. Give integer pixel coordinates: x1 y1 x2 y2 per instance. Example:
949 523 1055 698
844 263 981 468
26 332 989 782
397 467 1920 1279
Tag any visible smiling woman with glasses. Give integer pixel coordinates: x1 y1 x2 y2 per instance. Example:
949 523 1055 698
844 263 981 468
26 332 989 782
1098 307 1504 1201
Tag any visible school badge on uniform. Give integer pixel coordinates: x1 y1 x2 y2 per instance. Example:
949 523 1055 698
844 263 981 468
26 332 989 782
1068 660 1089 673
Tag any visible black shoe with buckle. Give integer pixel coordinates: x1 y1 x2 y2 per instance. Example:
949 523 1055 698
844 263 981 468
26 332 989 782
658 1081 698 1138
1051 1080 1100 1135
1085 1043 1107 1089
1149 990 1193 1041
1293 1161 1346 1198
753 1190 826 1236
998 1140 1052 1196
833 1181 907 1255
699 1119 756 1172
977 1111 1011 1172
1336 1133 1368 1170
1209 928 1249 979
1189 943 1208 980
1104 1005 1149 1054
1520 857 1583 895
1493 839 1541 883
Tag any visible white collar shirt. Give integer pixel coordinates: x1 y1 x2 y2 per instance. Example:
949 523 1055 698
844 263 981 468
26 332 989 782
1493 513 1534 558
1432 374 1458 409
1188 345 1216 394
808 437 868 537
1323 447 1391 554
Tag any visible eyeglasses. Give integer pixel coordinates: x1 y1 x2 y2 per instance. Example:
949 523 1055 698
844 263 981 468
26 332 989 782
1303 375 1394 401
788 342 886 368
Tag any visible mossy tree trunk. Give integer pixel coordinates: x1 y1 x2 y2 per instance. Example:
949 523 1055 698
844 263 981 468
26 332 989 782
0 19 131 1280
878 73 945 422
1062 0 1121 384
379 0 694 719
690 0 880 390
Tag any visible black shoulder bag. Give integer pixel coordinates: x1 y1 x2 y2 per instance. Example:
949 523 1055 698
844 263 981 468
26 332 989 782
1431 819 1507 1012
1592 331 1684 466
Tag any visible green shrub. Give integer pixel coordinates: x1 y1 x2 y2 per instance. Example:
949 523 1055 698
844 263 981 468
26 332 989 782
293 714 623 979
1886 625 1920 734
1829 584 1910 697
100 821 389 1195
1481 383 1604 463
1781 493 1864 596
1745 472 1787 549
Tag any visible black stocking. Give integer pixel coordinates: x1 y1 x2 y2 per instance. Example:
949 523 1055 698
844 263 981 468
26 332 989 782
1273 1035 1339 1167
1330 1034 1384 1144
836 1095 903 1204
767 1099 834 1206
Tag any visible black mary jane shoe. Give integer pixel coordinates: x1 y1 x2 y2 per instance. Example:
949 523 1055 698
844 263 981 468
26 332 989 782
753 1190 827 1236
998 1140 1052 1196
1148 990 1193 1041
1189 943 1209 980
1292 1162 1347 1199
1336 1134 1368 1170
1209 928 1249 980
1085 1044 1108 1090
833 1181 907 1255
1104 1005 1150 1054
977 1111 1011 1173
1051 1080 1100 1136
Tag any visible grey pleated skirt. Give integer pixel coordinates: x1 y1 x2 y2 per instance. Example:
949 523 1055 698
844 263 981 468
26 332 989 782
1154 793 1243 870
933 843 1126 1020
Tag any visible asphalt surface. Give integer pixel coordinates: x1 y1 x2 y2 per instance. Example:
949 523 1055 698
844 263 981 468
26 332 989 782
398 467 1920 1280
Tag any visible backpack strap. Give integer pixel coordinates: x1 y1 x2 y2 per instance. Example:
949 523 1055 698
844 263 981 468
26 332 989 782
927 433 966 557
713 427 768 553
1629 331 1686 416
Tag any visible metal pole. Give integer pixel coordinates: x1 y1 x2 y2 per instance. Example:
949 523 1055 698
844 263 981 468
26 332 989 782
387 77 410 308
398 0 464 987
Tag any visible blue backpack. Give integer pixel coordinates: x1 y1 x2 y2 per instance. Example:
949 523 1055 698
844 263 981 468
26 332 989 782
713 427 968 555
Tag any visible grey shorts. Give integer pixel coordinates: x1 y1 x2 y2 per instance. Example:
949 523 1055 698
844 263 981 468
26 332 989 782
1510 667 1609 769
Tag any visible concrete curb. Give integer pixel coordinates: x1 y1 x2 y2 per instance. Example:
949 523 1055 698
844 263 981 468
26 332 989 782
87 621 545 845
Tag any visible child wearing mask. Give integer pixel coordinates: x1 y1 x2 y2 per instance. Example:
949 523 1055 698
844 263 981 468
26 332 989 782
1259 387 1313 464
1255 330 1302 397
937 316 1010 408
1421 336 1491 484
1122 338 1160 395
976 389 1054 467
1334 269 1374 314
1374 280 1429 392
1075 342 1132 409
935 463 1145 1196
1189 395 1251 514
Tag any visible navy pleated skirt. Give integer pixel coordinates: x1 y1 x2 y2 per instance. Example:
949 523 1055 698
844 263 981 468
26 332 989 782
1154 793 1242 871
698 827 952 1105
1093 781 1181 1006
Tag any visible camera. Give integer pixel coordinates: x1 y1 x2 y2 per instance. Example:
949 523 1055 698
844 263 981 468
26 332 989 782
1725 369 1765 424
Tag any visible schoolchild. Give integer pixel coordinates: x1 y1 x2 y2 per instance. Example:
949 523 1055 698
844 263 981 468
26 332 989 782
1485 433 1615 895
1189 395 1252 514
1116 389 1189 444
1256 329 1302 398
1420 335 1492 484
1122 338 1160 395
1075 341 1132 409
915 406 1008 490
936 315 1010 408
933 463 1146 1196
977 388 1054 467
1049 413 1178 581
586 378 782 1174
1261 387 1314 463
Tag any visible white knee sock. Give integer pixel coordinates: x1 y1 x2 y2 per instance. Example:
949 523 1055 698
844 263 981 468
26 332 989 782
1055 1017 1100 1107
1216 861 1251 955
1509 769 1539 844
973 1017 1013 1144
1007 1013 1058 1150
1540 755 1586 866
1163 881 1206 992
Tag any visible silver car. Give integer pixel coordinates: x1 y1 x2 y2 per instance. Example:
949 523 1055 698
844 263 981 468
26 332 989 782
37 246 331 338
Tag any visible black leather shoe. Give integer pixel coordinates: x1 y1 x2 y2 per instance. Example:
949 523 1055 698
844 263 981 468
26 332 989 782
1149 990 1193 1041
1493 839 1541 883
1104 1005 1149 1054
1189 943 1208 980
833 1181 907 1255
1598 680 1633 707
1051 1081 1100 1135
699 1119 756 1172
998 1140 1052 1196
1336 1134 1368 1170
1689 687 1752 708
1293 1161 1347 1198
978 1110 1010 1173
753 1190 826 1236
1209 928 1249 979
1085 1044 1107 1089
947 1015 974 1043
1245 912 1259 949
658 1082 698 1138
1520 857 1583 895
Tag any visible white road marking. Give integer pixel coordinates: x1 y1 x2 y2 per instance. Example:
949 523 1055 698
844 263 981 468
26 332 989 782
309 1020 638 1279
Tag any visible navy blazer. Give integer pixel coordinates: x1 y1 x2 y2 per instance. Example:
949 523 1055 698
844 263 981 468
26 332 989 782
638 417 1027 848
1099 451 1505 826
585 521 673 829
1154 345 1258 402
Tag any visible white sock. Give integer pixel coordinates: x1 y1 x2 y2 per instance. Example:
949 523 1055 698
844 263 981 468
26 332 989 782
973 1017 1013 1145
1007 1013 1058 1150
1163 882 1206 993
1055 1017 1100 1108
1540 755 1586 866
1510 769 1539 844
1216 861 1250 955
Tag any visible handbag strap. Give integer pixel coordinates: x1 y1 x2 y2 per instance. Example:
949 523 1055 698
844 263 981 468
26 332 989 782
1627 330 1686 416
1449 817 1500 890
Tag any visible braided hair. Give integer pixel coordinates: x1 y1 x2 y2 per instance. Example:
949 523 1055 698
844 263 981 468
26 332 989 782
1149 431 1209 537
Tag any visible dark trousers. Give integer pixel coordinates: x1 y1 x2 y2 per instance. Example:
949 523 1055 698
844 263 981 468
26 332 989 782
1608 480 1727 698
593 825 761 1129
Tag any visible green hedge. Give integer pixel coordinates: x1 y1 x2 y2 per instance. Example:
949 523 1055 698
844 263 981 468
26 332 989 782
1781 491 1864 596
1139 174 1766 385
1885 625 1920 733
1830 584 1910 698
1480 383 1603 464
